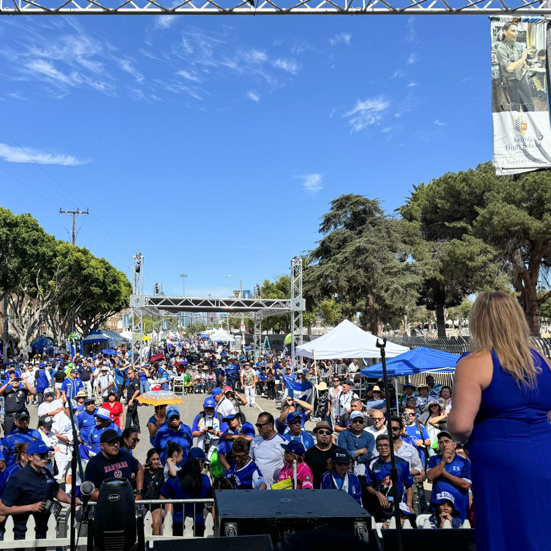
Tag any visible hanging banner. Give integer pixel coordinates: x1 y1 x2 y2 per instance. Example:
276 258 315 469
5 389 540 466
491 17 551 175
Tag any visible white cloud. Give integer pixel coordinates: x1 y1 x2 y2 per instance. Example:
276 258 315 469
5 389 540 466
407 52 418 65
118 59 144 83
298 173 324 194
407 81 418 88
343 96 390 132
0 143 89 166
405 18 416 43
434 120 446 126
391 69 406 79
330 33 351 46
273 58 300 75
155 16 179 30
246 90 260 102
176 69 202 83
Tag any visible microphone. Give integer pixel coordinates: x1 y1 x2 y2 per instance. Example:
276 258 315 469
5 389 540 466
80 480 95 509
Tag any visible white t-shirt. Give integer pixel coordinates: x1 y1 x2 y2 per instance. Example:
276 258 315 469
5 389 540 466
38 399 64 418
52 411 74 456
339 391 359 414
216 397 236 418
366 425 388 438
249 433 285 486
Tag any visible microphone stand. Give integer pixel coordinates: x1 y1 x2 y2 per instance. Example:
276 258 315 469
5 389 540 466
67 396 85 551
376 338 403 551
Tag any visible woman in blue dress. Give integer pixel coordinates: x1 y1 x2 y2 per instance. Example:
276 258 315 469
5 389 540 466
448 291 551 551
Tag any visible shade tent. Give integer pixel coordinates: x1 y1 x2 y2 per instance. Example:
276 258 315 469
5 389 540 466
361 347 459 378
295 319 409 360
211 329 235 343
80 330 127 355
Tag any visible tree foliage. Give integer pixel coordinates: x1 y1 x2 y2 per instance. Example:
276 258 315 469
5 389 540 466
305 194 422 334
0 208 131 357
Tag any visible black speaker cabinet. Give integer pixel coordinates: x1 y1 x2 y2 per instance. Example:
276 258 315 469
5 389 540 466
215 489 370 544
146 535 273 551
376 528 476 551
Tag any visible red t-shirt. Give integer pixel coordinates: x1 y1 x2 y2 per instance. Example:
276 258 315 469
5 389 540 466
102 401 123 429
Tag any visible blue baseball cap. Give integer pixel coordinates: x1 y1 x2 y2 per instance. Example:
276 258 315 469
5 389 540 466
281 440 306 456
211 387 223 396
286 411 302 424
432 491 457 510
27 440 53 455
222 412 239 421
203 397 216 409
189 447 210 463
166 406 180 419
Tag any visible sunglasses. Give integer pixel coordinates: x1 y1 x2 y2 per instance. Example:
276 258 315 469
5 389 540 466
169 416 180 420
130 437 140 443
105 439 121 446
352 419 365 424
34 452 50 459
288 419 302 424
391 427 401 432
317 430 332 435
255 422 270 429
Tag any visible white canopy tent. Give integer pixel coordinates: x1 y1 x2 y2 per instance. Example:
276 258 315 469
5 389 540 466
295 319 409 360
210 329 235 343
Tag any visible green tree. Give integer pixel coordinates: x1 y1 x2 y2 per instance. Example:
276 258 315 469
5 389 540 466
306 194 422 334
400 164 509 337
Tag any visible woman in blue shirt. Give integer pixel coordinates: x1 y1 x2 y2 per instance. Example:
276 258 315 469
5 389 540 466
160 449 212 537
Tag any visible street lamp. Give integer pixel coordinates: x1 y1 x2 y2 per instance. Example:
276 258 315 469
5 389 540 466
228 274 244 351
179 274 187 329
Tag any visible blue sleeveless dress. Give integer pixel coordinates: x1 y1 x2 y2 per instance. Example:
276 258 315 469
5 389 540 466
467 349 551 551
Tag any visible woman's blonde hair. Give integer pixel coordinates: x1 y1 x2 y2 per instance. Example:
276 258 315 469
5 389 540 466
469 291 540 386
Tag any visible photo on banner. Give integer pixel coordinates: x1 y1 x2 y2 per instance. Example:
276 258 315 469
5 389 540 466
491 17 551 175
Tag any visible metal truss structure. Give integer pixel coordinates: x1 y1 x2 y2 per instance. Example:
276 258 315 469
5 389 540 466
1 0 550 16
290 256 305 369
129 252 304 363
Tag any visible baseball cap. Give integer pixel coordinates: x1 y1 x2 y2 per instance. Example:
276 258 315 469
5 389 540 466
286 411 303 424
27 440 53 455
437 431 454 441
350 411 365 420
44 388 55 395
211 387 223 396
222 412 239 421
100 429 121 444
432 491 457 509
166 406 180 419
94 407 112 421
281 440 306 456
15 411 30 420
332 447 352 465
399 503 416 516
189 447 210 463
403 383 415 389
313 421 331 433
223 386 233 394
203 397 216 409
84 397 95 404
39 416 53 428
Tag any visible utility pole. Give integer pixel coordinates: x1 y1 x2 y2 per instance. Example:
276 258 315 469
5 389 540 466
59 208 89 245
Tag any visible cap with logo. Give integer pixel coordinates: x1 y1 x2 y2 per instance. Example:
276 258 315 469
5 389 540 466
332 447 352 464
44 388 55 395
203 397 216 409
281 440 306 456
286 411 303 424
27 440 53 455
15 411 30 421
166 406 180 419
94 407 112 421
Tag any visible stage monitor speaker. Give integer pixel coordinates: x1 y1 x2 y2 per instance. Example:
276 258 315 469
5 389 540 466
146 535 273 551
377 528 476 551
214 489 370 544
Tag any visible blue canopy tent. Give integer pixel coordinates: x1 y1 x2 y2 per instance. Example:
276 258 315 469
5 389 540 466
81 330 127 355
361 347 459 378
31 336 56 355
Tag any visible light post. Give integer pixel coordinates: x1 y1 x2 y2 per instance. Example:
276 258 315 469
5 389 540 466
228 274 244 351
179 274 187 329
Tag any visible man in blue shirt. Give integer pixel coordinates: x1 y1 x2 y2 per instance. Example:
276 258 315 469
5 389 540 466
61 369 84 402
403 407 431 464
77 398 97 444
365 434 414 521
0 411 42 469
154 406 193 464
282 411 315 450
426 431 471 522
218 413 255 470
337 411 375 479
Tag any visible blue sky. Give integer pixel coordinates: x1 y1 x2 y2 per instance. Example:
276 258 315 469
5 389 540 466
0 14 490 298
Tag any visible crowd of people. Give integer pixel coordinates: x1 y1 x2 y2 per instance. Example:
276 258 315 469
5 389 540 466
0 339 470 540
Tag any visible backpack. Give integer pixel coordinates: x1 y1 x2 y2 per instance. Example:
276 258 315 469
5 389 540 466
209 449 226 479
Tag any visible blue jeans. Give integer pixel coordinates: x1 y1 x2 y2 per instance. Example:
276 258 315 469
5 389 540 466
140 380 150 394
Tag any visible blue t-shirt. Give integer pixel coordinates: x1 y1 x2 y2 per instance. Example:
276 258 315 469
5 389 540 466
77 410 97 443
160 474 212 523
147 415 167 447
218 423 256 460
224 459 265 490
321 472 362 505
282 431 315 451
427 454 471 521
405 423 430 445
154 424 193 464
365 456 414 503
